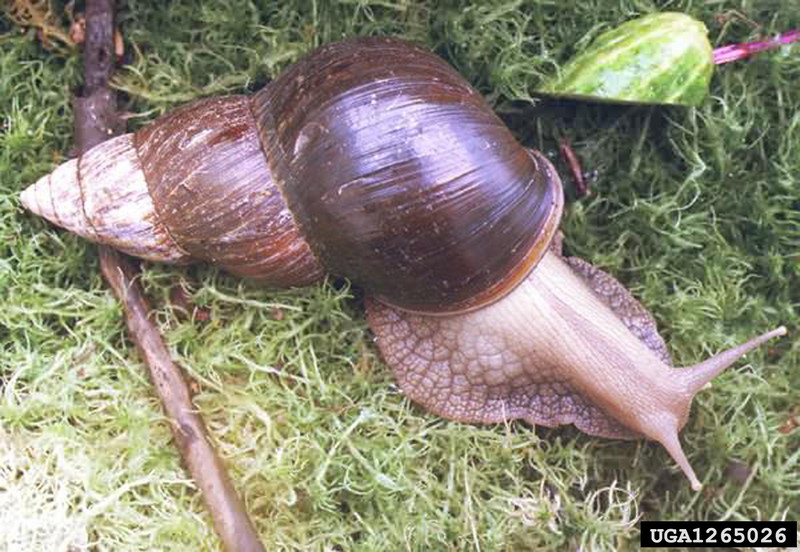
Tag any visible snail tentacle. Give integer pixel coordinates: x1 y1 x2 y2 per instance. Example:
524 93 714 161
367 250 785 489
679 326 787 393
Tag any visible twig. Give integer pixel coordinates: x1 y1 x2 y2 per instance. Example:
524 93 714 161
558 137 591 198
713 29 799 65
77 2 265 550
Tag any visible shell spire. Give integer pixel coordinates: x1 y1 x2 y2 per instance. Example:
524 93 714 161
21 95 326 287
21 133 189 263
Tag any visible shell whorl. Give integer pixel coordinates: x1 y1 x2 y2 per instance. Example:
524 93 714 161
133 95 324 287
251 37 563 313
21 96 325 287
20 133 188 263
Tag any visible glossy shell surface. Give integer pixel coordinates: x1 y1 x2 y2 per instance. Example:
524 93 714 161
254 37 562 312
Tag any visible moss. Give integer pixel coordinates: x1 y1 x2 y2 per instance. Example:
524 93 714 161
1 1 799 550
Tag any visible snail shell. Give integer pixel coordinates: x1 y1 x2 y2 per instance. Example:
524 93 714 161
24 37 561 313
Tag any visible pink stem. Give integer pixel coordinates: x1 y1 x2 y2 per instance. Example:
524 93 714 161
713 29 800 65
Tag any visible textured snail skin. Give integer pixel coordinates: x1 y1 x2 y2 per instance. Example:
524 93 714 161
20 37 786 490
368 250 786 491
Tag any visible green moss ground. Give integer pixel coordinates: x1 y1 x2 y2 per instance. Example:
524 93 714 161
1 1 799 550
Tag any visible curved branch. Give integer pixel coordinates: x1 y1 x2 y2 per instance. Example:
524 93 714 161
76 2 265 550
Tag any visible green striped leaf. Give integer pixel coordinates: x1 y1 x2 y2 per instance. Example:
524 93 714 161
540 12 714 106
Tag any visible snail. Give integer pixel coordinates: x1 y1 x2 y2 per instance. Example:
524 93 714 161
21 37 785 490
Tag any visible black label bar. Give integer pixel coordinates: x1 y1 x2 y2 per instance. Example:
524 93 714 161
640 521 796 548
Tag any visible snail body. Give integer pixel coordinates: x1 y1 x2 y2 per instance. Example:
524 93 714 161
22 37 784 490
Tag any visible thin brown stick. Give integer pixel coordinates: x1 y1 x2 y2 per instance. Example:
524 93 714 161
77 2 265 550
558 137 591 198
97 253 266 552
